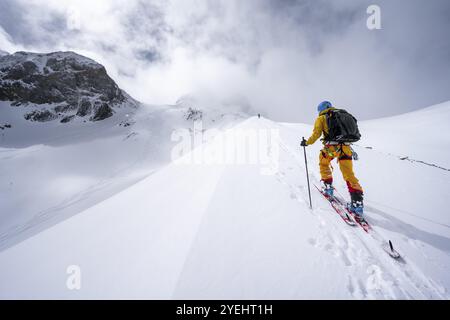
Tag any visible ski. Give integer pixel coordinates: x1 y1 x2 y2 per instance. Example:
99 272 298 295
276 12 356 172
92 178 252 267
314 184 401 259
333 190 402 260
332 195 371 233
381 240 402 259
314 184 355 226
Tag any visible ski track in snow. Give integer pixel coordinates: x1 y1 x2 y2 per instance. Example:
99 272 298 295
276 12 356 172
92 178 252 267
0 121 157 251
265 121 448 299
0 105 449 299
0 169 153 251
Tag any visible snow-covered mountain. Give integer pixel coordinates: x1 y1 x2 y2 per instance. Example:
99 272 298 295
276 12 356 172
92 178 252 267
0 97 249 252
0 99 448 299
0 50 250 254
0 51 138 124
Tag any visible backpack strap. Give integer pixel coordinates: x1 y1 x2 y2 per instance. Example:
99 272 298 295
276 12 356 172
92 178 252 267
337 143 353 161
323 109 335 142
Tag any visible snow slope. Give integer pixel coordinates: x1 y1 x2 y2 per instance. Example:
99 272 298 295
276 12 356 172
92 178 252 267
358 100 450 169
0 100 245 251
0 102 449 299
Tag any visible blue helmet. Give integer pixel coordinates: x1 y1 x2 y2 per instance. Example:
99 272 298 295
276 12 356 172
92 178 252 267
317 101 332 114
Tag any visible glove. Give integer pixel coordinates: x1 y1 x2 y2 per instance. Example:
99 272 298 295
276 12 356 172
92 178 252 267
300 139 308 147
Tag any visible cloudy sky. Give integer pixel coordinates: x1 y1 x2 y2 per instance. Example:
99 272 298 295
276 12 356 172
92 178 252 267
0 0 449 121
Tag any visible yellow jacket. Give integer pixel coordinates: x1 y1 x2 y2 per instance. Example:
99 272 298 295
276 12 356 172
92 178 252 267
306 107 336 145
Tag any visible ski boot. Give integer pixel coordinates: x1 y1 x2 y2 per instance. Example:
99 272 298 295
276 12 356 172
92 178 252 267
348 191 364 221
321 180 334 197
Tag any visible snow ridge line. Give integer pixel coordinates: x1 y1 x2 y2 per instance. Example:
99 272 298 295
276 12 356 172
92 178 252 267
0 127 158 252
357 145 450 172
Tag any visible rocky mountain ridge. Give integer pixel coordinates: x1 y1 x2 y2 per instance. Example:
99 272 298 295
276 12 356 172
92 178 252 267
0 51 138 123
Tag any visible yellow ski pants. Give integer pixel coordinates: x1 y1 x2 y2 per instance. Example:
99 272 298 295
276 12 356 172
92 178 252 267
319 145 363 193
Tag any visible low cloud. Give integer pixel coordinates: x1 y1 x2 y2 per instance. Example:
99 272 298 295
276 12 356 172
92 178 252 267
0 0 449 122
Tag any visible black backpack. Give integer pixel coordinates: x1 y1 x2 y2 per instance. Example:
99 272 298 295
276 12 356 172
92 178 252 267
325 109 361 143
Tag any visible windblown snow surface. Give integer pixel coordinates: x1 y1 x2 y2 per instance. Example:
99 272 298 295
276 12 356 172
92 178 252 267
0 101 449 299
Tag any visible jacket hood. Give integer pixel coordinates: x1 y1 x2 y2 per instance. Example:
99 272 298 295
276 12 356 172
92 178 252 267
319 107 336 116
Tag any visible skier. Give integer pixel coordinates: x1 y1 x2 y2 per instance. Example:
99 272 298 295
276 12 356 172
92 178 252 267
301 101 364 217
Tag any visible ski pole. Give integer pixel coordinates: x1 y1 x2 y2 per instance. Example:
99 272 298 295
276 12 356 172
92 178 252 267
302 137 313 209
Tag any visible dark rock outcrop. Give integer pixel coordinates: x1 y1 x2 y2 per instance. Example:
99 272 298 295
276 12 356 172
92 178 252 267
60 115 75 123
76 98 92 117
24 110 57 122
91 103 114 121
185 107 203 121
0 51 137 123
